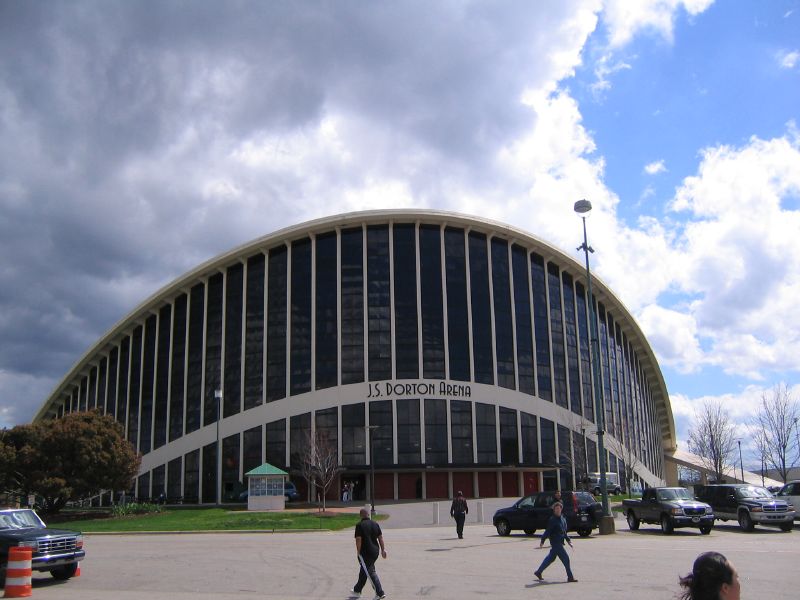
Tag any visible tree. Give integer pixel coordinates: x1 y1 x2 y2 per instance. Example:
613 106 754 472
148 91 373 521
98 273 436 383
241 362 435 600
1 411 140 513
751 384 800 483
295 429 342 511
687 400 737 483
606 434 642 498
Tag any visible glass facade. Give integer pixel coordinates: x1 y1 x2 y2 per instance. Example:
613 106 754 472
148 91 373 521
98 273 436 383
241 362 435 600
424 399 447 466
367 226 392 381
340 227 364 385
267 246 287 401
393 224 419 379
224 264 243 416
315 233 338 390
419 225 445 379
444 227 470 381
43 215 669 503
244 254 265 410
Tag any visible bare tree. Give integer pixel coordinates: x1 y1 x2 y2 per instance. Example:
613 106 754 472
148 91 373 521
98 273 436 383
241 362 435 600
313 431 342 511
295 429 342 511
687 400 737 483
751 384 800 483
606 435 642 498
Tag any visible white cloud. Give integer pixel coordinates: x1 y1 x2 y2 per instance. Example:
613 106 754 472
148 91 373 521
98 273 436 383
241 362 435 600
638 305 705 372
644 159 667 174
601 0 715 48
778 50 799 69
662 128 800 376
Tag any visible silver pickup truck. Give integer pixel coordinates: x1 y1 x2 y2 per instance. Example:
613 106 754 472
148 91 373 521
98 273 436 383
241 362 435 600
622 487 714 534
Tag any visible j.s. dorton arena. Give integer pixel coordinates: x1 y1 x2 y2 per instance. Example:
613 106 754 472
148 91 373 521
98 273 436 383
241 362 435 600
35 210 676 504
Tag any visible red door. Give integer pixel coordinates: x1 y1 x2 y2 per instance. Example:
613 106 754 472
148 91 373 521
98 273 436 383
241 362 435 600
452 472 474 497
502 472 519 497
426 472 448 498
477 472 497 498
398 473 422 499
523 472 539 495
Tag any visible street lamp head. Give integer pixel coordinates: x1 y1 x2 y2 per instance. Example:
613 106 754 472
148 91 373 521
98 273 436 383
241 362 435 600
574 199 592 215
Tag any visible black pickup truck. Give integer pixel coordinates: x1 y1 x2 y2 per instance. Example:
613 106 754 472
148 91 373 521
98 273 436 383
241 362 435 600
623 487 714 534
0 508 85 580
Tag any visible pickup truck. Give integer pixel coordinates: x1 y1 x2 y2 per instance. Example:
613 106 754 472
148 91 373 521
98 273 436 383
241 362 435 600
694 483 795 532
0 508 85 580
622 487 714 534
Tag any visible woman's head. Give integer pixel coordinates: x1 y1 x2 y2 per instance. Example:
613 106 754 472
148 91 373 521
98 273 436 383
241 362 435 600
678 552 740 600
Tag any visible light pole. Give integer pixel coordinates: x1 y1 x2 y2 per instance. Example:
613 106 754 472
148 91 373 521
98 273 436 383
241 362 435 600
365 425 379 516
737 439 744 483
580 423 589 491
574 199 614 533
215 389 223 506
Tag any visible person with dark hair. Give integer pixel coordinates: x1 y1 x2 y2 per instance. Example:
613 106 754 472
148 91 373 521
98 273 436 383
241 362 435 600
450 491 469 539
351 508 387 599
534 501 577 583
678 552 740 600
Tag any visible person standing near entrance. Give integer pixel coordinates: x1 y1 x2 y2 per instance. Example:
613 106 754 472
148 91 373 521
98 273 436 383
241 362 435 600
450 491 469 539
534 502 577 583
351 508 387 599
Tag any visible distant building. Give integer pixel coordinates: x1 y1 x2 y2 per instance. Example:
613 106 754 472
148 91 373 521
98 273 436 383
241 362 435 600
34 210 675 503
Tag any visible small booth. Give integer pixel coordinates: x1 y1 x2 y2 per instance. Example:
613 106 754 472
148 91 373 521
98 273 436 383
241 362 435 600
245 463 289 511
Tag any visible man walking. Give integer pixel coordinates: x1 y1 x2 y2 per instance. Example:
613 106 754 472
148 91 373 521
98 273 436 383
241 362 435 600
450 490 469 539
351 508 387 599
534 501 577 583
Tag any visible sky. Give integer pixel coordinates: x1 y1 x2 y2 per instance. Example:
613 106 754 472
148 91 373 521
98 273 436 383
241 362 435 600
1 1 799 469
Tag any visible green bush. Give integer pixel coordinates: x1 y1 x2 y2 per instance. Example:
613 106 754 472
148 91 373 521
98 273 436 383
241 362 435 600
111 502 162 517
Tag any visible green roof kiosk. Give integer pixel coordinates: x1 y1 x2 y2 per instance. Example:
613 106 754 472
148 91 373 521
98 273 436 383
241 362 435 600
244 463 289 511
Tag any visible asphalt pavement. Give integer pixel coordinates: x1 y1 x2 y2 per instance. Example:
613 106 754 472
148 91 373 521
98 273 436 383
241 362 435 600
22 500 797 600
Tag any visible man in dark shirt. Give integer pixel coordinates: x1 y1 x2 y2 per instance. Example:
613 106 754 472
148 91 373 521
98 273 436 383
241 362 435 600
449 491 469 539
534 501 577 583
351 508 387 599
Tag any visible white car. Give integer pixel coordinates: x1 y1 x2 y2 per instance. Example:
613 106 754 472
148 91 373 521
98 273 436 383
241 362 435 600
775 481 800 520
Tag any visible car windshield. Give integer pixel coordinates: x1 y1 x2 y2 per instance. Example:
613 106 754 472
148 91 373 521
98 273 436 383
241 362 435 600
657 488 691 501
0 510 45 529
735 486 773 500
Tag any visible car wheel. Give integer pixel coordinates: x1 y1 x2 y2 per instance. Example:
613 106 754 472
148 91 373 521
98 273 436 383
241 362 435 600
780 522 793 532
699 524 712 535
523 529 536 536
592 487 601 496
50 563 79 580
626 510 640 531
495 519 511 536
660 514 674 534
738 511 755 532
577 527 592 537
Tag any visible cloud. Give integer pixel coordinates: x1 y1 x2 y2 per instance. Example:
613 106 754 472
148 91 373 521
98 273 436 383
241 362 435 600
644 159 667 175
671 383 800 466
601 0 715 48
0 2 613 424
777 50 799 69
662 128 800 376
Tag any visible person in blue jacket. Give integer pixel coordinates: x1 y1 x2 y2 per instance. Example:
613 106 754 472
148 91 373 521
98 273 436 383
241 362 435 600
534 501 577 583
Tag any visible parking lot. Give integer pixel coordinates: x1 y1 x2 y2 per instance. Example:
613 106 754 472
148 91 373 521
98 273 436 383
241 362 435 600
24 504 797 599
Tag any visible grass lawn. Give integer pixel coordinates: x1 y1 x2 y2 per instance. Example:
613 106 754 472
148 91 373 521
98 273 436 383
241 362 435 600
58 507 372 533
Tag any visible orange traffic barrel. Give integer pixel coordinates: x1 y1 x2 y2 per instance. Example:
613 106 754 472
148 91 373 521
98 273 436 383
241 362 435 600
3 546 32 597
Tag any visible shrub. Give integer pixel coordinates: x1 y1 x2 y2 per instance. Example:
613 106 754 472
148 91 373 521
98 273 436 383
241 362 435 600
111 502 162 517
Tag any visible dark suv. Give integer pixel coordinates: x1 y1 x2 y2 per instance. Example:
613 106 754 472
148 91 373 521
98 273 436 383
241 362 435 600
493 491 602 537
694 484 795 532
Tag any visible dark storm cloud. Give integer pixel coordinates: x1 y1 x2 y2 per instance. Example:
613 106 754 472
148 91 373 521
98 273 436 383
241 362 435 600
0 0 592 425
